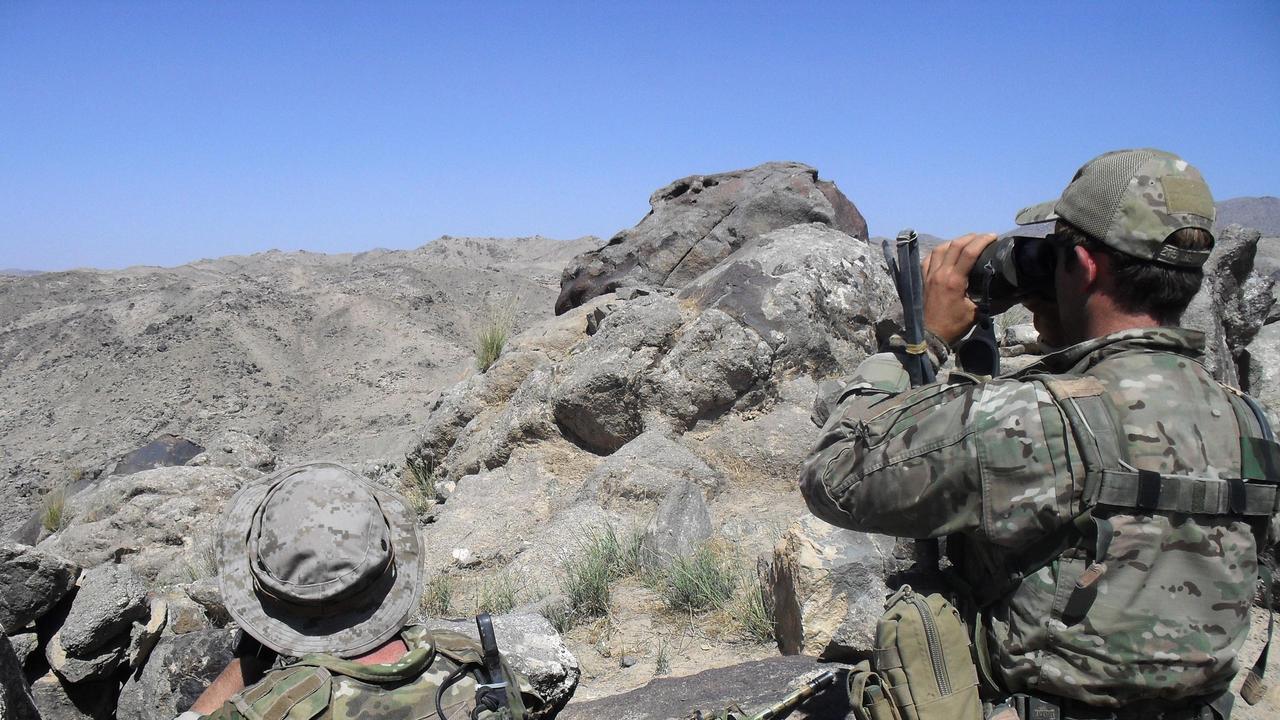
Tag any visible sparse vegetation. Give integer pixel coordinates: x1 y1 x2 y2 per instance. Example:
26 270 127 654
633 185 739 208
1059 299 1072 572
473 573 519 615
557 525 643 628
402 455 438 514
421 574 456 617
474 297 516 372
654 638 671 675
182 538 220 582
730 575 775 643
40 484 69 533
657 545 737 615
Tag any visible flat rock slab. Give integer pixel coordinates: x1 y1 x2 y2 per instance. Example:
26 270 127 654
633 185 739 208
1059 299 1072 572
558 655 854 720
110 434 206 477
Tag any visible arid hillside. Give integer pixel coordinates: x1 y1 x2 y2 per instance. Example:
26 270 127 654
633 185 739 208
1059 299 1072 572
0 235 598 535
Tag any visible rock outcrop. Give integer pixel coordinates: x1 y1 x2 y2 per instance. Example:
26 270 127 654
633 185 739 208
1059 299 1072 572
765 517 906 660
0 542 80 633
1184 224 1276 386
555 162 868 314
36 466 248 584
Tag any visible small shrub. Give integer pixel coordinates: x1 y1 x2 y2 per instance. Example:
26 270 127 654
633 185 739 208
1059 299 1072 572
541 601 575 635
41 485 68 533
730 577 775 643
402 456 438 514
421 574 455 617
658 545 737 614
474 574 519 615
474 299 515 372
654 638 671 675
182 538 220 582
559 526 643 627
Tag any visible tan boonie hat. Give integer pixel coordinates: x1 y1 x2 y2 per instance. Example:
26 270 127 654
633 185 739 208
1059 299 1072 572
218 462 422 658
1015 148 1216 267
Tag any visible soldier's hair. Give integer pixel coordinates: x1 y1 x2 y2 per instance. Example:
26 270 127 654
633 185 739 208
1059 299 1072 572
1057 221 1212 325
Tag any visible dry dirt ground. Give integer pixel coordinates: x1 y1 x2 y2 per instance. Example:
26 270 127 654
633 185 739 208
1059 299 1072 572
0 235 597 536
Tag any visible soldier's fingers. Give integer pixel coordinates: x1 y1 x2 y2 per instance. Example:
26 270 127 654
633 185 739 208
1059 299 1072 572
951 233 999 275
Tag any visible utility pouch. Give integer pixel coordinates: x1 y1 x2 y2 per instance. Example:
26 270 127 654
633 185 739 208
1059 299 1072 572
848 661 903 720
873 585 981 720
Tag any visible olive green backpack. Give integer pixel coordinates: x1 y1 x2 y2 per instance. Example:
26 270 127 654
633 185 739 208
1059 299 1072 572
862 585 981 720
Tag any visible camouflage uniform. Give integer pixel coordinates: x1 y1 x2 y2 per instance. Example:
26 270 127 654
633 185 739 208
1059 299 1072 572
802 326 1278 708
201 626 535 720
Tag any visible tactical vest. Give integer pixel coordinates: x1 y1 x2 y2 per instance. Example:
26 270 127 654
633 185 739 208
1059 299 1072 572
950 346 1279 709
203 626 539 720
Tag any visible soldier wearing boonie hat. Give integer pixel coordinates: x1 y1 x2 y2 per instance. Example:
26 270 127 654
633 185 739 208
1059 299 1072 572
217 461 422 658
804 149 1279 719
179 463 534 719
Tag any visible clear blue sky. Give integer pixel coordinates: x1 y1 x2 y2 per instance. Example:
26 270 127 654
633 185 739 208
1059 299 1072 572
3 2 1278 271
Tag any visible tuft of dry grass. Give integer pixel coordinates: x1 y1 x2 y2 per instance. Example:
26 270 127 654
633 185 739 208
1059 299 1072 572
474 297 516 372
40 484 69 533
420 574 456 618
401 456 438 514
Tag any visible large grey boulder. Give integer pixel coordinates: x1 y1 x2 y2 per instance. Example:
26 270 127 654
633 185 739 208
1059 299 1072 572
45 631 128 684
556 162 868 314
0 542 81 633
1247 322 1280 410
57 564 148 656
116 627 237 720
558 654 854 720
421 613 580 718
640 481 713 571
647 309 774 429
30 671 114 719
680 223 898 377
1184 225 1275 386
1 635 41 720
36 466 245 584
764 516 905 661
583 430 724 506
9 631 39 667
549 297 683 453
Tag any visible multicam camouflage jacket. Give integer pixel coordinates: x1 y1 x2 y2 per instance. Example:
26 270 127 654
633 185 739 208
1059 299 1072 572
201 625 538 720
801 327 1280 708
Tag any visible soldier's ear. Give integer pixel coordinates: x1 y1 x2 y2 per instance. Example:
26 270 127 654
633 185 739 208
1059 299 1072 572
1071 243 1101 290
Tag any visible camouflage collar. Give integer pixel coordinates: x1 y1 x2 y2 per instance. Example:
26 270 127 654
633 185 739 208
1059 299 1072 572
1022 326 1205 375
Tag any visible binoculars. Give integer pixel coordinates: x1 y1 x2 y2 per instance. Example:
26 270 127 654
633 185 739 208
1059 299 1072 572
966 234 1059 308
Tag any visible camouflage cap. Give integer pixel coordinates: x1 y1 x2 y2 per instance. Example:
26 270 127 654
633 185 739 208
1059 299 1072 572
217 462 422 658
1015 148 1216 267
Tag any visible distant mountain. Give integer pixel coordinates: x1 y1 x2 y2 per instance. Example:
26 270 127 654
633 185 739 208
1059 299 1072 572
0 268 42 277
1216 196 1280 236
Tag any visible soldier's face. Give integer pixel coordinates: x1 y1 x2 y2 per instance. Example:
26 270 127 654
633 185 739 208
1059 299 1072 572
1053 243 1094 345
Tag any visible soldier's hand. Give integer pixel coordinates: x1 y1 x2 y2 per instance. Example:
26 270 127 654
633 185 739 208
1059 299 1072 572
922 233 999 346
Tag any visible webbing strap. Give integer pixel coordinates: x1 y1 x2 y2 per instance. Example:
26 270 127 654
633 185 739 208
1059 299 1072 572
872 646 902 670
1094 469 1278 516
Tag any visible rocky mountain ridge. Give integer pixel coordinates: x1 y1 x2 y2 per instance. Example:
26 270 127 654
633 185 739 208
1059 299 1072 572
0 235 597 536
3 165 1279 720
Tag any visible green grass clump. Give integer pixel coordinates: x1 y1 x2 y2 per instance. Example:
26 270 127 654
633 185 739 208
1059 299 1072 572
730 576 775 643
558 526 643 627
402 456 438 514
420 574 455 617
41 485 68 533
474 574 519 615
658 545 737 615
473 300 515 373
